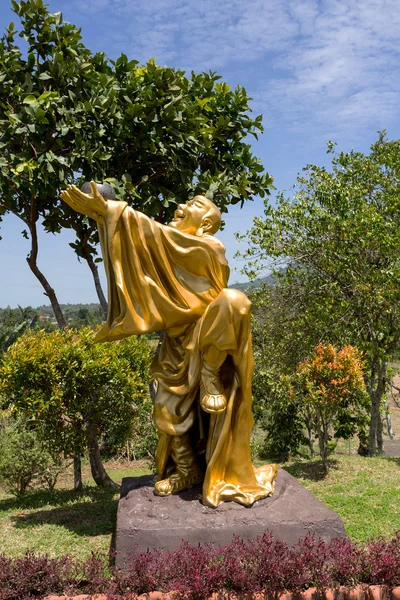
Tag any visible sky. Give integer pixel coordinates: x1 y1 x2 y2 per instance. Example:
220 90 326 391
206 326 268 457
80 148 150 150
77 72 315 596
0 0 399 308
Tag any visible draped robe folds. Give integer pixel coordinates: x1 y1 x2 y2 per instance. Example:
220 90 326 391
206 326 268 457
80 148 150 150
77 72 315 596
96 200 277 507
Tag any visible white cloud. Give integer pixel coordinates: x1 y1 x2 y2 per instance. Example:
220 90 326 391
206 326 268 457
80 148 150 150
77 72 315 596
68 0 400 141
252 0 400 139
72 0 297 67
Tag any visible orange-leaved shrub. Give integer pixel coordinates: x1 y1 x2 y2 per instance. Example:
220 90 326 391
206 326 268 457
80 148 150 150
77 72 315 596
297 344 369 471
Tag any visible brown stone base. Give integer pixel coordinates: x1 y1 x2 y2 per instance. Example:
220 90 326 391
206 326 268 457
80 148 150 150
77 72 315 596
115 468 346 568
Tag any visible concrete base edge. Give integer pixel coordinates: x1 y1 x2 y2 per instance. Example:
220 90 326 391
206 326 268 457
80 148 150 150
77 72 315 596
44 584 400 599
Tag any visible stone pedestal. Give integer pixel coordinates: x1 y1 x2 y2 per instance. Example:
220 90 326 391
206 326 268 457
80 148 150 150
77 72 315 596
115 468 346 569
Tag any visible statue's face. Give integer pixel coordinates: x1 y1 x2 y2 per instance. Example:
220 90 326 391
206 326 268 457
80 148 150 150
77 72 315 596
169 195 218 235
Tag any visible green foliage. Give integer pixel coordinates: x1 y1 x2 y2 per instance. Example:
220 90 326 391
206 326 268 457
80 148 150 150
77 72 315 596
0 0 273 272
244 132 400 455
250 284 315 459
0 306 39 354
127 396 158 463
0 423 65 496
296 344 369 472
257 372 309 461
0 327 153 468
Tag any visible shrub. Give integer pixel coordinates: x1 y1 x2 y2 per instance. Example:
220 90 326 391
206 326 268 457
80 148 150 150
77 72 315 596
363 533 400 587
326 536 363 586
297 344 369 472
113 533 400 597
0 426 63 496
0 552 70 600
0 533 400 599
0 327 152 488
36 451 70 492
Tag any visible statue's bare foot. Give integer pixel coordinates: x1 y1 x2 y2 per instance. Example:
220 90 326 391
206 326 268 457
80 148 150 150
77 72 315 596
154 469 203 496
200 365 227 414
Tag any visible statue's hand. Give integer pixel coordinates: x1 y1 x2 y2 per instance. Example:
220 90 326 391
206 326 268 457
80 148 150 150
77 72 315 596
60 181 107 221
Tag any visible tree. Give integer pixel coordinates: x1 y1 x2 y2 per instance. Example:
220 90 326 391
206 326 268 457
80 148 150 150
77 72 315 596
0 0 111 324
0 327 152 489
243 132 400 456
297 344 368 473
249 283 311 460
0 305 39 354
249 285 370 462
0 0 273 323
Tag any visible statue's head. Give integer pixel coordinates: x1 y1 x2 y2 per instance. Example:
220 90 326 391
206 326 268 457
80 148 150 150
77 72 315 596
168 195 221 236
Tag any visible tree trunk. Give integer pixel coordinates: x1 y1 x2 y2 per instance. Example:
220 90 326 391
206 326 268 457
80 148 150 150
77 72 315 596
367 358 387 456
368 396 379 456
86 421 119 489
317 420 329 474
149 379 157 402
26 200 66 328
305 408 314 458
384 398 394 439
73 453 82 491
377 413 384 454
80 235 108 319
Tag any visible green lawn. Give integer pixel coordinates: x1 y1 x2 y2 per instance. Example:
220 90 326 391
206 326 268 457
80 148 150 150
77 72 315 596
0 461 150 560
0 455 398 559
281 454 400 542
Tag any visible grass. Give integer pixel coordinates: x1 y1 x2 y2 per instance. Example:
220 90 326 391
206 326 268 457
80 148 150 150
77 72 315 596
275 375 400 543
0 452 399 559
280 453 400 543
0 460 150 560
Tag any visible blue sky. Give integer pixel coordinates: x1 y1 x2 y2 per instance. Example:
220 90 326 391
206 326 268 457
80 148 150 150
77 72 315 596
1 0 399 308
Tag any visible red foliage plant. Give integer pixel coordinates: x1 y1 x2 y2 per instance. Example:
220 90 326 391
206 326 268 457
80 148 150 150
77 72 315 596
0 533 400 599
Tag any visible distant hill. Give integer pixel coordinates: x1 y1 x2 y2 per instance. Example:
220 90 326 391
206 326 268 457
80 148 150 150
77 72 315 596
35 303 102 319
0 303 105 328
230 274 276 292
1 281 276 321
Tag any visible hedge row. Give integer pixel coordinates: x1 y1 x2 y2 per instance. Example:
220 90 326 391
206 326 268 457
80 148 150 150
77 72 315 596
1 533 400 599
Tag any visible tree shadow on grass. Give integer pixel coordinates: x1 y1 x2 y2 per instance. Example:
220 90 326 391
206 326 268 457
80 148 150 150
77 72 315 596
11 496 118 538
1 486 119 538
0 485 118 512
282 458 340 482
382 455 400 467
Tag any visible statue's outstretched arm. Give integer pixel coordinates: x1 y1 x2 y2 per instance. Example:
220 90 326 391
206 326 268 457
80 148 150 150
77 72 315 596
60 181 107 221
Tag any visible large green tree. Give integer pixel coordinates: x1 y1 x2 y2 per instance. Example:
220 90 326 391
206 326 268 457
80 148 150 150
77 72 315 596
243 133 400 455
249 282 316 460
0 0 273 324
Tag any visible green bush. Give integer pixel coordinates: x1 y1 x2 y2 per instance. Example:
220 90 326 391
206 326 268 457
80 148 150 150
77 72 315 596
0 327 153 487
0 425 67 496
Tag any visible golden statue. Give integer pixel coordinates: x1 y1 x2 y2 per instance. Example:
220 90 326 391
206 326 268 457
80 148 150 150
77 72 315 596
61 182 277 507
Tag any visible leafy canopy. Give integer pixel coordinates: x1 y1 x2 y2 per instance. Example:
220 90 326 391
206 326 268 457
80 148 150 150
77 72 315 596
0 327 152 457
243 132 400 359
0 0 273 252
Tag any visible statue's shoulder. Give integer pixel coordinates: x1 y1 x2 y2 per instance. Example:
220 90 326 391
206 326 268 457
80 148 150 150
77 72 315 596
203 235 229 272
203 234 225 251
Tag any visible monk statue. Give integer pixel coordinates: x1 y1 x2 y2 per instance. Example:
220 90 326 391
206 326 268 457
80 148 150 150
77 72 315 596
60 182 277 507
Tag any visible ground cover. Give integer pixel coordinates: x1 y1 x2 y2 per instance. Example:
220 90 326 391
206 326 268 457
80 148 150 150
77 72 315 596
283 454 400 542
0 454 398 560
0 460 149 560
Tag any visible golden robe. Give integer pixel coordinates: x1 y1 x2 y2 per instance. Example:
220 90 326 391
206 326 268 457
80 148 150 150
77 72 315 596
96 200 277 507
